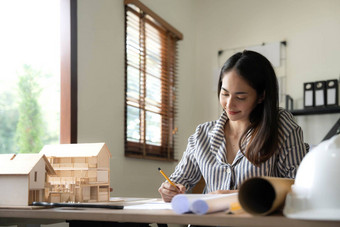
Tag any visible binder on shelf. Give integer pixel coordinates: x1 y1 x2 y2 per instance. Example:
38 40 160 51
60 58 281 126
303 82 314 108
314 81 326 108
326 79 338 107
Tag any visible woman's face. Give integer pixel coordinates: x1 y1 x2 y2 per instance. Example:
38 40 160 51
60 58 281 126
219 70 261 123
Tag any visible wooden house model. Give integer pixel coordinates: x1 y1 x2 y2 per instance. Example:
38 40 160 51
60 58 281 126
39 143 111 203
0 153 55 207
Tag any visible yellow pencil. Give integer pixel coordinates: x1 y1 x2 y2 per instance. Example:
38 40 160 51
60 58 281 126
230 202 242 212
158 168 179 191
226 202 244 214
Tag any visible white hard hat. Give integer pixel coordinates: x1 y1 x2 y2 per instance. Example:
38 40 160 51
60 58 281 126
283 134 340 220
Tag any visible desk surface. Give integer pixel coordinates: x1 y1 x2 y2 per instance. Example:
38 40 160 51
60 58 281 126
1 199 340 227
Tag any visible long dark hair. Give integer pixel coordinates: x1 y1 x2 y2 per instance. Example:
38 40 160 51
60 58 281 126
218 50 279 166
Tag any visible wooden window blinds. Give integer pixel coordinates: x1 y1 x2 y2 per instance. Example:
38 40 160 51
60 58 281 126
124 0 182 161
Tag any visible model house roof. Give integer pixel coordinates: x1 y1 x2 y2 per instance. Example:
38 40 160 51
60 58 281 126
39 143 111 157
0 153 55 175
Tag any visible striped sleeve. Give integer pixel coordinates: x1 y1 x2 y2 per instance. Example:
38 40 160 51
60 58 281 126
169 124 206 191
276 109 309 178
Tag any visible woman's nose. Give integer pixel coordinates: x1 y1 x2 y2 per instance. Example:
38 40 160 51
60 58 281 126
226 97 234 108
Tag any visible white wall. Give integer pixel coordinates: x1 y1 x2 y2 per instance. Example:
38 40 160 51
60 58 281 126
77 0 340 198
193 0 340 146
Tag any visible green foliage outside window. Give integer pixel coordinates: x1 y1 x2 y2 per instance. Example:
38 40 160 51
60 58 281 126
0 92 19 153
15 65 44 153
0 65 59 154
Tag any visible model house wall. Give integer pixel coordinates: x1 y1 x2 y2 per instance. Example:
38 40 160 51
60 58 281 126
0 175 28 207
39 143 112 203
0 154 55 206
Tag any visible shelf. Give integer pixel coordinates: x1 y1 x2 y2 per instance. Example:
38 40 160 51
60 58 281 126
290 107 340 116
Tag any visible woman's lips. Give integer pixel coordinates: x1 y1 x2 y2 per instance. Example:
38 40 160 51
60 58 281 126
227 110 240 115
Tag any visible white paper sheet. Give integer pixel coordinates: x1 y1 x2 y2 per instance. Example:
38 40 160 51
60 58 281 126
124 200 172 210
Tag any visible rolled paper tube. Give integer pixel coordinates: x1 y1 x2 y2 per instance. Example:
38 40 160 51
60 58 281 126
171 193 238 215
171 194 192 214
190 193 239 215
238 177 294 215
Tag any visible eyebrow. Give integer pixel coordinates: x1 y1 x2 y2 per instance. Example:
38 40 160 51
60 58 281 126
221 87 248 94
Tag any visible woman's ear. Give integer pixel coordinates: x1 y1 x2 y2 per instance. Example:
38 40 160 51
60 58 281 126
258 91 265 103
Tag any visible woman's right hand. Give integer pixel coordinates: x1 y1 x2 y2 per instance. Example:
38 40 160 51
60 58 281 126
158 182 186 202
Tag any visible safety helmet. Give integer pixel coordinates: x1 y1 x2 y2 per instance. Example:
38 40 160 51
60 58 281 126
283 134 340 220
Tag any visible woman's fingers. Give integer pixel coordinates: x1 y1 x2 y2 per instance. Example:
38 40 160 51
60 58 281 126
158 182 185 202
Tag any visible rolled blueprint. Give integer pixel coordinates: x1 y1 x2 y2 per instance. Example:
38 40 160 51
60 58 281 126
190 193 239 215
171 193 238 215
238 177 294 215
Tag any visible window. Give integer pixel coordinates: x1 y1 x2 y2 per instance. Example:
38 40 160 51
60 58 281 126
0 0 61 153
0 0 76 154
124 0 182 160
60 0 78 144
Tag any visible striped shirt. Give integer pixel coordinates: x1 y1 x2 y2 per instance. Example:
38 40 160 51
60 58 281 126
169 108 309 193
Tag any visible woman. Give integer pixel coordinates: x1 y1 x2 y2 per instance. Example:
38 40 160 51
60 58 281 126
158 50 308 202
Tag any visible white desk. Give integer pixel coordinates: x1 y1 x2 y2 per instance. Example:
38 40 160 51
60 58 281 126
0 199 339 227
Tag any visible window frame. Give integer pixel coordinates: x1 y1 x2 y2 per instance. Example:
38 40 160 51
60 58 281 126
124 0 182 161
60 0 77 144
